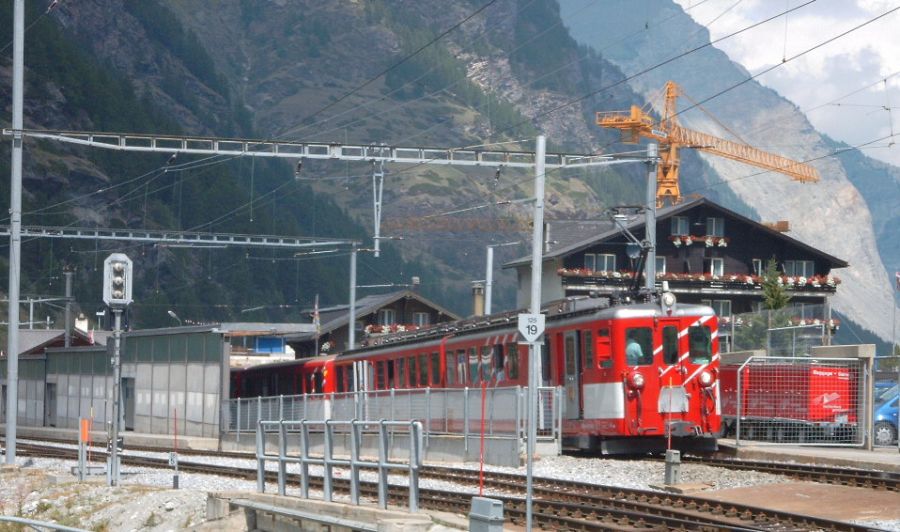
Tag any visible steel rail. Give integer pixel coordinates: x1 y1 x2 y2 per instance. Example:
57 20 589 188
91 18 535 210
9 442 879 532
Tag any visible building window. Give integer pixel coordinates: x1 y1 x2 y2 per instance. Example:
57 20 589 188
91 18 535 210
707 257 724 276
656 256 666 274
792 302 813 319
412 312 430 326
671 216 689 236
585 252 616 271
783 260 814 277
377 308 396 326
711 300 731 317
706 217 724 237
597 253 615 272
752 258 763 276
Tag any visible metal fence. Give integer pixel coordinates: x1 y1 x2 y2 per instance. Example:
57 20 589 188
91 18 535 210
223 386 562 446
256 419 423 512
722 356 865 447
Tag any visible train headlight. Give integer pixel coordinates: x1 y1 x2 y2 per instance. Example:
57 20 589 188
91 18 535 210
628 371 645 390
699 370 715 387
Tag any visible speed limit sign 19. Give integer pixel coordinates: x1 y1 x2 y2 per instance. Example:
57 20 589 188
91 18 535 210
517 313 545 343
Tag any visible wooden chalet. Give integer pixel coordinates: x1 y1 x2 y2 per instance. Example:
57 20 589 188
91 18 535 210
505 197 848 348
285 289 460 357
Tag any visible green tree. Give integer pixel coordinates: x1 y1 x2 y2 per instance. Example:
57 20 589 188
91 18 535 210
761 257 790 310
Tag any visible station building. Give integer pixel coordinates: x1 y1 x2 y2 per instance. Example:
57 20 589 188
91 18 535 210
0 323 312 438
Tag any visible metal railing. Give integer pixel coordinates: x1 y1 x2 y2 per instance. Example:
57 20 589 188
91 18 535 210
225 386 563 449
0 516 88 532
256 419 423 512
725 356 866 447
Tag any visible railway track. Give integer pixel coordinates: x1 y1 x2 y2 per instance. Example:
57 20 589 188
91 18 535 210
6 441 885 531
684 454 900 492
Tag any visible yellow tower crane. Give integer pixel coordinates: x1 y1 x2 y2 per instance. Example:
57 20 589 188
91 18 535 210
597 81 819 206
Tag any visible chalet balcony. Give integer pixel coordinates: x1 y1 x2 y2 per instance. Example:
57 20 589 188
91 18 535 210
557 268 840 295
720 314 840 330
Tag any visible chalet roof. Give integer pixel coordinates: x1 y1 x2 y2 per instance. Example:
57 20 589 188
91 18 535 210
504 197 849 269
284 289 461 341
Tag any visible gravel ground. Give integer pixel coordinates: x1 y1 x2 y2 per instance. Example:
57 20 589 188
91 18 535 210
1 445 898 531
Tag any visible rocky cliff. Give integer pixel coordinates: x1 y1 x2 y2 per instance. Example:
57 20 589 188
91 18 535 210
560 0 899 342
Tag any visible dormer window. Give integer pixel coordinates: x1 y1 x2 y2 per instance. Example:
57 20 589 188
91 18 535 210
706 217 724 237
377 308 396 326
783 260 814 277
671 216 689 236
584 253 615 272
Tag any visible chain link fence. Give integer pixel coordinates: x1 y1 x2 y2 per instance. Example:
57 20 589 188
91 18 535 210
721 356 865 446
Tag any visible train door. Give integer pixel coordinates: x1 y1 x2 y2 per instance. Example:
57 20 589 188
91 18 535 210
657 319 686 425
563 331 581 420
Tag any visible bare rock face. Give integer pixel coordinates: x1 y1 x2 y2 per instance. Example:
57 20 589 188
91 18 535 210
560 0 900 341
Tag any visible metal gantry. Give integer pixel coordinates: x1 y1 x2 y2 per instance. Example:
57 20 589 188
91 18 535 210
0 225 356 250
3 129 635 170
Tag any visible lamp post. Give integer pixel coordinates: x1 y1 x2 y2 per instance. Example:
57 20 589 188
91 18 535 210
103 253 133 487
167 310 182 326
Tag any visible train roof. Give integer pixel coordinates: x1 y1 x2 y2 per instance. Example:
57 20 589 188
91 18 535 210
344 295 715 356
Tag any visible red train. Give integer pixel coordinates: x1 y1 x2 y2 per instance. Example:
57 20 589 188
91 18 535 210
232 293 721 454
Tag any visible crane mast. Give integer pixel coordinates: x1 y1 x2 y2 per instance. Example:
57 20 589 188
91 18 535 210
597 81 819 206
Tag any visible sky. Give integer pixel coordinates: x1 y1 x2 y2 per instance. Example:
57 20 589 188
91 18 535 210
673 0 900 167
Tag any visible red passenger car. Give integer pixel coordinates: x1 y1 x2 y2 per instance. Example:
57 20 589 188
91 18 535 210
232 293 721 454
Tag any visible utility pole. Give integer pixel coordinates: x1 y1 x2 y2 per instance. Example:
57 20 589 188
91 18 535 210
372 152 385 258
5 0 24 465
64 267 74 348
348 243 358 351
525 135 546 532
645 143 659 291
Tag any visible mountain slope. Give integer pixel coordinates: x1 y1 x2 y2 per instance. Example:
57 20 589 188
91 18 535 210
559 0 899 342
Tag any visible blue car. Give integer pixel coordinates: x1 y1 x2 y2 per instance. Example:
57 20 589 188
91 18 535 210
874 383 898 446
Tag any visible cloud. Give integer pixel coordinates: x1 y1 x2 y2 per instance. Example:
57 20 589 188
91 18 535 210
674 0 900 165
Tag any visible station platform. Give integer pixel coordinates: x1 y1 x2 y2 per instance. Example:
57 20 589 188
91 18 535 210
716 438 900 473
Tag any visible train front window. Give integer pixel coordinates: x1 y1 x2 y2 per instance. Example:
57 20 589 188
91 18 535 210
662 326 679 366
624 327 653 366
688 326 712 363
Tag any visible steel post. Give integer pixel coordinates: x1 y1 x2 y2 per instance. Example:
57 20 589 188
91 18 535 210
645 143 658 291
277 420 286 496
377 422 389 509
256 420 265 493
349 245 357 350
485 246 494 315
300 422 310 498
526 134 546 532
64 269 73 347
323 420 333 502
108 309 122 486
350 421 361 505
5 0 25 465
